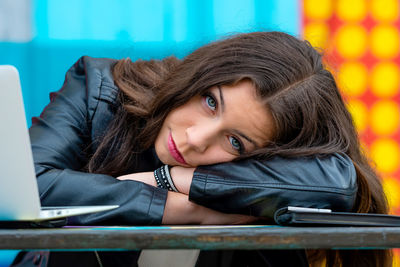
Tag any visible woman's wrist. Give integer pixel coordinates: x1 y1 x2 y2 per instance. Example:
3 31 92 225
169 166 195 194
162 191 202 224
116 166 195 195
117 172 157 187
161 191 258 225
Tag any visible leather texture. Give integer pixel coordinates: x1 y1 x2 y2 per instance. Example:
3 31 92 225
29 56 357 225
29 56 166 225
190 154 357 219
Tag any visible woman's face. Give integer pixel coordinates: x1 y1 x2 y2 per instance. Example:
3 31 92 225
154 80 274 167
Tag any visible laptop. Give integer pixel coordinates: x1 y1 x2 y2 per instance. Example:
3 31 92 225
0 65 118 223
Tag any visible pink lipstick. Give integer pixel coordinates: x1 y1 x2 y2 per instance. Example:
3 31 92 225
168 133 187 165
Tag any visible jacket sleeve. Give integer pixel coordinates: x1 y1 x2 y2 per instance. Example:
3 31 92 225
29 56 167 225
189 154 357 220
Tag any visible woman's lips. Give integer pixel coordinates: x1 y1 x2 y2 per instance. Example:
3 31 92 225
168 133 187 165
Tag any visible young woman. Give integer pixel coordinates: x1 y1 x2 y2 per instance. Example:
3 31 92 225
26 32 390 266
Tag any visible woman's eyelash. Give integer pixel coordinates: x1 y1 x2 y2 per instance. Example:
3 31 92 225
229 136 244 154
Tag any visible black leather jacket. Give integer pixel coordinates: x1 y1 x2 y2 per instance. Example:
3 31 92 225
29 56 357 225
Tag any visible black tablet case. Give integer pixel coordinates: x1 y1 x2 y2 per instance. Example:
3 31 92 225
274 207 400 226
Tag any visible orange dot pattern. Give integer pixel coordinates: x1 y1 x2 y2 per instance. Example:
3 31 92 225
303 0 400 262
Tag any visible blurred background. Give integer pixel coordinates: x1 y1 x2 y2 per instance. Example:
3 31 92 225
302 0 400 220
0 0 399 266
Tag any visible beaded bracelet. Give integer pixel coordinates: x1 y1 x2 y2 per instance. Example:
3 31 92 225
154 165 179 192
154 167 167 189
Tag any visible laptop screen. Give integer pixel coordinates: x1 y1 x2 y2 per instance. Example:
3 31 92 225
0 65 41 220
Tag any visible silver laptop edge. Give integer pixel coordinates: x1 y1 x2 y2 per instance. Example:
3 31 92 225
0 65 118 222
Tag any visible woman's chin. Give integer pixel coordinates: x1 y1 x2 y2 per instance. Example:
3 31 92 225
172 161 194 168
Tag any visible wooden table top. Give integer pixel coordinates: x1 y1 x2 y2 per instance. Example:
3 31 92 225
1 225 399 250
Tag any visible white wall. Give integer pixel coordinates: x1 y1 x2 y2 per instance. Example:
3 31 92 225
0 0 31 42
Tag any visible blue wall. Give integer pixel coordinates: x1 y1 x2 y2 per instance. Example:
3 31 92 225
0 0 299 125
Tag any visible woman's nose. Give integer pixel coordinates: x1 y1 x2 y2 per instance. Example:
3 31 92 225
185 125 217 153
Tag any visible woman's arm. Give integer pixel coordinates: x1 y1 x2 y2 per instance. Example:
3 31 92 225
189 155 358 218
118 166 194 194
162 191 256 224
118 154 357 222
118 169 258 224
31 57 167 225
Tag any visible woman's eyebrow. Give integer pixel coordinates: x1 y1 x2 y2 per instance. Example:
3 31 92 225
232 129 259 148
217 86 225 112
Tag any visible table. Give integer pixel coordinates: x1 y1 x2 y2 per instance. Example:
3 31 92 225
1 225 399 250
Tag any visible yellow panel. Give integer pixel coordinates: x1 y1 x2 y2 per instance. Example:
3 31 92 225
335 24 367 59
346 99 368 133
304 22 330 49
394 252 400 267
304 0 333 20
371 0 399 22
371 62 400 97
370 138 400 173
383 176 400 211
338 62 368 97
370 101 400 135
370 25 400 59
337 0 367 22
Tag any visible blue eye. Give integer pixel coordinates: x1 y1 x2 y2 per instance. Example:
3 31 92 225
205 95 217 110
229 136 242 152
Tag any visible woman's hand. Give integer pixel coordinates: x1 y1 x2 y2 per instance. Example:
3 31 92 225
117 166 195 194
118 170 257 225
169 166 194 194
117 172 157 187
162 191 257 225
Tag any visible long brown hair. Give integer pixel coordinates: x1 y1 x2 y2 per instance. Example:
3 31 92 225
88 31 391 266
